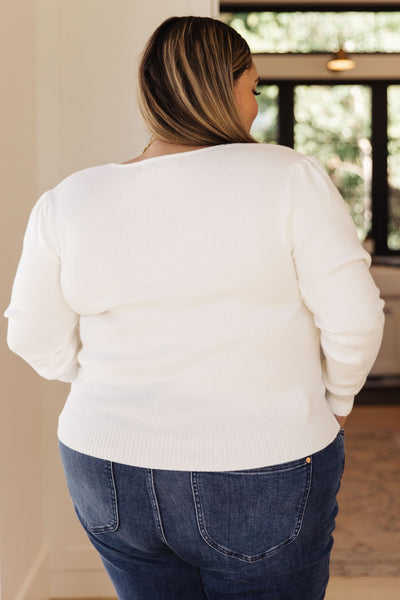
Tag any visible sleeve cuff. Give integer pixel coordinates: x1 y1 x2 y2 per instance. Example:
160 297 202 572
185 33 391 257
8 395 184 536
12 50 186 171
37 364 79 383
326 391 355 417
56 365 79 383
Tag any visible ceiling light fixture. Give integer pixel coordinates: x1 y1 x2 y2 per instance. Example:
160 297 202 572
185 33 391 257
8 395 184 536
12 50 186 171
326 48 356 72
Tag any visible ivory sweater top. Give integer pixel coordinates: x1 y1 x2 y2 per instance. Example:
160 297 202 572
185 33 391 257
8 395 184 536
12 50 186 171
5 144 384 470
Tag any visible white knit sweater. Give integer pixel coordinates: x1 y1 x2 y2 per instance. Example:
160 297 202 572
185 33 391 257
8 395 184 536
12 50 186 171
5 144 384 470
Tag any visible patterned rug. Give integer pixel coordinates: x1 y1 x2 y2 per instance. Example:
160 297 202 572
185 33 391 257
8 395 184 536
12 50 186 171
330 430 400 576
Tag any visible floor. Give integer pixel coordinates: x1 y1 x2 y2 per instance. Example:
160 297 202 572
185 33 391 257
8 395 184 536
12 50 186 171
327 403 400 598
54 404 400 600
329 408 399 577
325 576 400 599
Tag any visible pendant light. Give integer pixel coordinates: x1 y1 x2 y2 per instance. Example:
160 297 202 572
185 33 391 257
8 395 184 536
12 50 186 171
326 48 356 72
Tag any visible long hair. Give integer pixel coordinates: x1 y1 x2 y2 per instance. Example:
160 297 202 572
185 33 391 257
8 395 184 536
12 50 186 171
137 16 256 146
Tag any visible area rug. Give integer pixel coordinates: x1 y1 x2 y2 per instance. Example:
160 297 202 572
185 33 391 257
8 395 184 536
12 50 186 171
330 430 400 576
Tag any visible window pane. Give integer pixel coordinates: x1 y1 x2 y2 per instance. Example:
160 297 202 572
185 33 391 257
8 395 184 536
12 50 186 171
388 86 400 251
251 85 279 144
294 85 372 243
221 12 400 53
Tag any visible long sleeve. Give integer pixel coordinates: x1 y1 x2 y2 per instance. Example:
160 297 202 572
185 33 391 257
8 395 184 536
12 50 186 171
4 191 80 382
289 156 385 416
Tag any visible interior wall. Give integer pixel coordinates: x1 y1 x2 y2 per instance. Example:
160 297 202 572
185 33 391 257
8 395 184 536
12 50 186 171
36 0 219 192
0 2 49 600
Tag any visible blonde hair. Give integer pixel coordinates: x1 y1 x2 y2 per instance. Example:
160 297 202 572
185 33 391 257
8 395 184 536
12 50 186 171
138 16 256 146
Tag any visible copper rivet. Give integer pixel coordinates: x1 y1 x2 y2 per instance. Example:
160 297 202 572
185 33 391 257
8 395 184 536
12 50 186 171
306 457 311 464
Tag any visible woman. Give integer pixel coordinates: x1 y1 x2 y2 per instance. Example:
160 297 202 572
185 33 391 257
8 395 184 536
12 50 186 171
5 16 384 600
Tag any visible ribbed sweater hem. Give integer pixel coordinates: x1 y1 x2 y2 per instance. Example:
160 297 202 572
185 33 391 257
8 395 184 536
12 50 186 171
57 402 340 472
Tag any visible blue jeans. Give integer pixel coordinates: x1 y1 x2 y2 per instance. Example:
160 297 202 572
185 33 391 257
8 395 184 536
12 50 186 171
58 431 345 600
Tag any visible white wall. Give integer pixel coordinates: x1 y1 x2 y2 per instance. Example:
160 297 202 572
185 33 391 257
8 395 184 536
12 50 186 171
1 1 217 599
0 2 50 599
36 0 219 190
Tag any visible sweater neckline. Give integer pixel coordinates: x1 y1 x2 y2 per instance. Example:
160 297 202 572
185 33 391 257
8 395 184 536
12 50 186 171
109 143 239 168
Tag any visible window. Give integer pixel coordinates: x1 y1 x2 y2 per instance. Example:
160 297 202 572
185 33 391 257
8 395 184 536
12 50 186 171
295 84 372 243
388 85 400 250
221 5 400 255
251 85 279 144
222 10 400 53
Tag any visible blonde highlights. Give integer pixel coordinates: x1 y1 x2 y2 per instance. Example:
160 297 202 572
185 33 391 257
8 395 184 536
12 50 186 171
138 16 255 146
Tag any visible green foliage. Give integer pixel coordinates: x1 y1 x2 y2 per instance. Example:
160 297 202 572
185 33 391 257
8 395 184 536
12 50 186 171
294 85 372 241
221 11 400 53
251 86 279 144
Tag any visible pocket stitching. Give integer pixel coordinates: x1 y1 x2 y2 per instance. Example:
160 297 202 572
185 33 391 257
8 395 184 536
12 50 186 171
191 459 312 563
76 461 119 534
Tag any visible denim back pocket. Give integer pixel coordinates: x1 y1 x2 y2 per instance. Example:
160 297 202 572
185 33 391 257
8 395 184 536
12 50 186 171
191 457 312 562
58 441 119 534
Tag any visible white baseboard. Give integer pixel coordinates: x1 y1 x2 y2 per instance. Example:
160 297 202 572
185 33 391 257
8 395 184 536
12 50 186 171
49 569 116 599
15 545 49 600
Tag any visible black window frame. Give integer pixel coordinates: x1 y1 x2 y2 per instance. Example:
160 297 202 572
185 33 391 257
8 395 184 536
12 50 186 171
221 3 400 16
220 3 400 256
